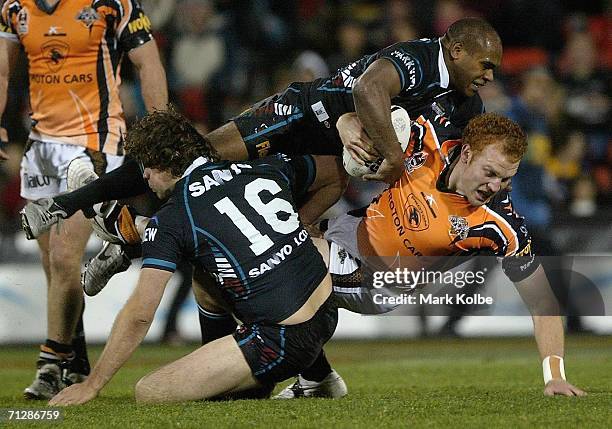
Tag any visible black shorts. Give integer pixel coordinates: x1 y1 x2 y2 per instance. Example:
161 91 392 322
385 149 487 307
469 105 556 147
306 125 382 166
233 297 338 384
232 83 343 158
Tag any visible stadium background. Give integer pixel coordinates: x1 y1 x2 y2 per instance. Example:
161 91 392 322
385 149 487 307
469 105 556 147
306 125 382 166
0 0 611 343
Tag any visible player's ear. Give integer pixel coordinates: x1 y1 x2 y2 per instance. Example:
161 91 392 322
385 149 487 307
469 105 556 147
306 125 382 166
450 41 464 60
460 144 472 164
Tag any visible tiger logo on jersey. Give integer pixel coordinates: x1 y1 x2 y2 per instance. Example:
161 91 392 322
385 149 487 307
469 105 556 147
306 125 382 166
449 215 469 240
41 40 69 72
404 151 428 174
75 6 99 29
403 194 429 231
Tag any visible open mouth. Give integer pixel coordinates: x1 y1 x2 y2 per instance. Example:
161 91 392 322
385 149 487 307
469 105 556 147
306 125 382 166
476 190 490 202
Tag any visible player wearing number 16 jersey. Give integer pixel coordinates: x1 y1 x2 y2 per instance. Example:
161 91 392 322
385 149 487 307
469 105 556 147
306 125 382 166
49 107 340 406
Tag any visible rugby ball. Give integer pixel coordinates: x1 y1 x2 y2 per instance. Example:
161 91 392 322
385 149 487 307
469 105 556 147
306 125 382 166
342 105 411 177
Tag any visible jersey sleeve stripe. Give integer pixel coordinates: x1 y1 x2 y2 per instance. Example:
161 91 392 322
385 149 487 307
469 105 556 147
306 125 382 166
115 0 130 38
142 258 176 271
483 206 519 256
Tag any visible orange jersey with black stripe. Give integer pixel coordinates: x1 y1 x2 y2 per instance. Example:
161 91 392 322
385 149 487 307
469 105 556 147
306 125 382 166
0 0 153 154
358 115 535 280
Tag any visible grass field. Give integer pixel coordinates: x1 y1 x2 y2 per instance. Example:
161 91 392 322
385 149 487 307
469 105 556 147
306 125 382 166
1 336 610 428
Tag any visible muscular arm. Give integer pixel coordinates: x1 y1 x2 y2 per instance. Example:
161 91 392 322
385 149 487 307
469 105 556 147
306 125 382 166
514 265 564 358
514 264 585 396
49 268 171 405
298 156 348 226
128 40 168 112
0 37 19 159
352 59 403 183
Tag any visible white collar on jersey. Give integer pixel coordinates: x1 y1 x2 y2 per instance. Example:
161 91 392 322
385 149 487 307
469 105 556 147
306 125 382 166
437 39 450 89
182 156 210 178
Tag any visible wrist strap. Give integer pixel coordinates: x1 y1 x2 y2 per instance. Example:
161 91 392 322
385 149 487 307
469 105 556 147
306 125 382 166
542 355 566 385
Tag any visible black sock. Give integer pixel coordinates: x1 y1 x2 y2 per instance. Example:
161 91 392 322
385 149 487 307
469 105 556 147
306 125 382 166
71 304 90 375
197 305 237 345
43 339 72 356
301 349 333 382
55 158 148 217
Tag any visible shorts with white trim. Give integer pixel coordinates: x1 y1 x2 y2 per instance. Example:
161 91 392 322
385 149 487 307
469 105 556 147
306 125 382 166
233 297 338 384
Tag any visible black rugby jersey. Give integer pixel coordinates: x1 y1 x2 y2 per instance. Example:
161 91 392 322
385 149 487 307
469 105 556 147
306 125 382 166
141 154 327 324
236 38 484 156
311 37 483 123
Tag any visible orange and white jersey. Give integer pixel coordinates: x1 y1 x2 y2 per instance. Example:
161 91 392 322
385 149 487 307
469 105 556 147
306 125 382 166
358 115 535 279
0 0 154 154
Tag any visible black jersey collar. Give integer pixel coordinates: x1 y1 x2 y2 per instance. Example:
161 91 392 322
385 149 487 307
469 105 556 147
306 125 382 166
436 144 461 193
35 0 60 14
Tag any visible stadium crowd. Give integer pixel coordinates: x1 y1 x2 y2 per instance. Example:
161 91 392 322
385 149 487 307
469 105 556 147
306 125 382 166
0 0 610 246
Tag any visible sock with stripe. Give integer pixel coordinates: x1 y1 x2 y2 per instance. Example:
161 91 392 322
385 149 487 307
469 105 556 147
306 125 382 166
39 340 74 365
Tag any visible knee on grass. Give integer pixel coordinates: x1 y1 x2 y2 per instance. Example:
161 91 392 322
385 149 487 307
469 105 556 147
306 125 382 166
135 374 170 404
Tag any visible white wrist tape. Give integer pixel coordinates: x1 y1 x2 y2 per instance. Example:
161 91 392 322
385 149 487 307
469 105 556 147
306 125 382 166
542 355 566 385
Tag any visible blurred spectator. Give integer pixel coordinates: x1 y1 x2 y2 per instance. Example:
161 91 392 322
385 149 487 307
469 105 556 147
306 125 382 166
292 50 330 81
143 0 177 31
556 23 611 203
558 25 610 140
504 68 565 249
327 20 369 72
432 0 473 35
570 175 598 218
170 0 226 123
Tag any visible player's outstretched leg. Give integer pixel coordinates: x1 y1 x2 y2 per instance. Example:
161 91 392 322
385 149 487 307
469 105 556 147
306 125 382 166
19 156 104 239
134 336 260 403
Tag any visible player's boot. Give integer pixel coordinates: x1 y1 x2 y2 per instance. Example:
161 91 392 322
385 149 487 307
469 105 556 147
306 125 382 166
23 361 65 400
82 241 131 296
20 198 69 239
23 358 87 400
67 157 98 192
273 369 348 399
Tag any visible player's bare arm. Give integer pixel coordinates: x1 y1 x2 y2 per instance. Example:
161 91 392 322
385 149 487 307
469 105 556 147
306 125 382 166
514 265 586 397
0 36 19 161
298 155 348 226
352 59 403 183
128 40 168 112
49 268 171 406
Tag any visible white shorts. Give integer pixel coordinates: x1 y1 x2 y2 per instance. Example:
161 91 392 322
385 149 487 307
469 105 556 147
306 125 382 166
327 230 399 315
20 139 124 200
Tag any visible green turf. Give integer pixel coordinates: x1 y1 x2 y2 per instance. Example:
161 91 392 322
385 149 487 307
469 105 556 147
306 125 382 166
1 336 610 428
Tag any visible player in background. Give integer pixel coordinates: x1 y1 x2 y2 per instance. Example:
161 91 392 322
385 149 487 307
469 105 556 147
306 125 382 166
49 107 342 406
0 0 167 399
